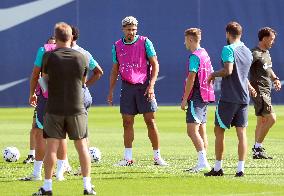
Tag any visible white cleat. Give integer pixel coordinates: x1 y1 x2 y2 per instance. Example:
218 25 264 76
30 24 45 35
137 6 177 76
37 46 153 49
154 157 168 166
19 174 42 181
185 164 211 173
114 159 134 166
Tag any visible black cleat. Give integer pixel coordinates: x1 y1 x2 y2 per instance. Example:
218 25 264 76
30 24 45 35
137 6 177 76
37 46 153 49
204 168 224 176
32 187 52 195
235 171 244 177
252 146 273 159
23 155 35 164
83 186 96 195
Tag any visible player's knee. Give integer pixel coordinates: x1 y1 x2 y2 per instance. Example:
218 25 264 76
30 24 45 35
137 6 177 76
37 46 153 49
123 119 134 129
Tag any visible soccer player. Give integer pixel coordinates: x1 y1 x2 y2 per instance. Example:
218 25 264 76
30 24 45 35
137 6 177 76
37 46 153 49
250 27 281 159
33 22 95 195
23 36 55 164
204 22 256 177
107 16 168 166
71 25 103 175
181 28 215 172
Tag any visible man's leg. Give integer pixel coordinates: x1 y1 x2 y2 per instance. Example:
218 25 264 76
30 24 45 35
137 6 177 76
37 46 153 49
214 125 225 167
256 113 276 143
122 114 135 161
74 138 95 194
24 118 36 164
199 123 208 151
41 138 60 192
143 112 159 150
186 123 209 171
236 127 247 175
143 112 167 166
56 139 69 180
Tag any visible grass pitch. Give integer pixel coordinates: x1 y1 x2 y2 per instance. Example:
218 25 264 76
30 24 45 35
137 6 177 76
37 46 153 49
0 106 284 195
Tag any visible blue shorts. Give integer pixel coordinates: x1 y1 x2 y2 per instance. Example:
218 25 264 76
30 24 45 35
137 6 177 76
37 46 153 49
120 81 158 115
215 100 248 129
35 94 47 129
186 100 208 124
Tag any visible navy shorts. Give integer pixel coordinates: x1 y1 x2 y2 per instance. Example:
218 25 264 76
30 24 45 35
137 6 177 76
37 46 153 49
215 100 248 129
35 94 47 129
186 99 208 124
120 81 158 115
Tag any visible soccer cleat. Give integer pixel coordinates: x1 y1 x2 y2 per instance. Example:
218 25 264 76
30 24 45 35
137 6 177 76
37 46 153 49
235 171 244 177
154 157 168 166
32 187 52 195
185 164 211 173
83 185 96 195
19 174 42 181
23 155 35 164
114 159 133 166
204 168 224 176
252 146 273 159
74 167 82 176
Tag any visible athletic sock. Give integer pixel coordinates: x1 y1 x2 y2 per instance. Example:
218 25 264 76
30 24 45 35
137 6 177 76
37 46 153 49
153 149 161 159
29 150 35 157
33 160 43 177
255 142 262 148
56 160 65 178
124 148 132 161
237 161 245 173
83 177 92 191
198 150 208 166
42 179 52 191
214 160 222 171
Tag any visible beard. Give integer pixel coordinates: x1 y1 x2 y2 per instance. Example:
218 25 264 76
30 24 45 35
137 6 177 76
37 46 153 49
226 38 230 45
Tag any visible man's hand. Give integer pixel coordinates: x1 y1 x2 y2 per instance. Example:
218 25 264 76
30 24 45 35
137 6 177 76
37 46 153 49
107 92 113 106
273 79 281 91
144 85 155 101
207 73 215 85
180 99 188 111
29 94 37 107
248 86 257 97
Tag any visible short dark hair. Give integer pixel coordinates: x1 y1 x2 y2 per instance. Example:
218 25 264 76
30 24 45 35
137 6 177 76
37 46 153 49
46 36 55 44
258 27 277 41
54 22 72 42
226 21 242 38
71 25 79 41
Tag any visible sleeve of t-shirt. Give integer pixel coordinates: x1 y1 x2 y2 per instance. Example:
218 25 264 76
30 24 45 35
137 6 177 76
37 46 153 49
34 47 45 67
145 38 156 58
112 44 118 64
221 46 234 63
85 51 98 71
188 54 200 73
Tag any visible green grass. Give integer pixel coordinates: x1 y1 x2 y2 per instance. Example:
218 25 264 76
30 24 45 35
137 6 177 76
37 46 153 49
0 106 284 195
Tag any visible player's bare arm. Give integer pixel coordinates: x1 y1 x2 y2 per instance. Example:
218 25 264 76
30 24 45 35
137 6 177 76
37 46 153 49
181 72 196 111
270 69 281 91
207 62 233 84
145 56 159 101
29 66 41 107
86 64 104 87
107 63 119 105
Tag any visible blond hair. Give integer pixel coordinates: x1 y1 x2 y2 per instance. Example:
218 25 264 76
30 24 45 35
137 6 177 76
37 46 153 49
184 28 201 42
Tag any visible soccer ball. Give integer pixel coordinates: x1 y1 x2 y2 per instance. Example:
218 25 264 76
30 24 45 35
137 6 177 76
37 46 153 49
3 147 20 162
89 147 101 163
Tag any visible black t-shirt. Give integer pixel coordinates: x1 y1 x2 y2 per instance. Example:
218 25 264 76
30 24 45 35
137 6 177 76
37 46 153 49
249 47 273 95
43 47 87 115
